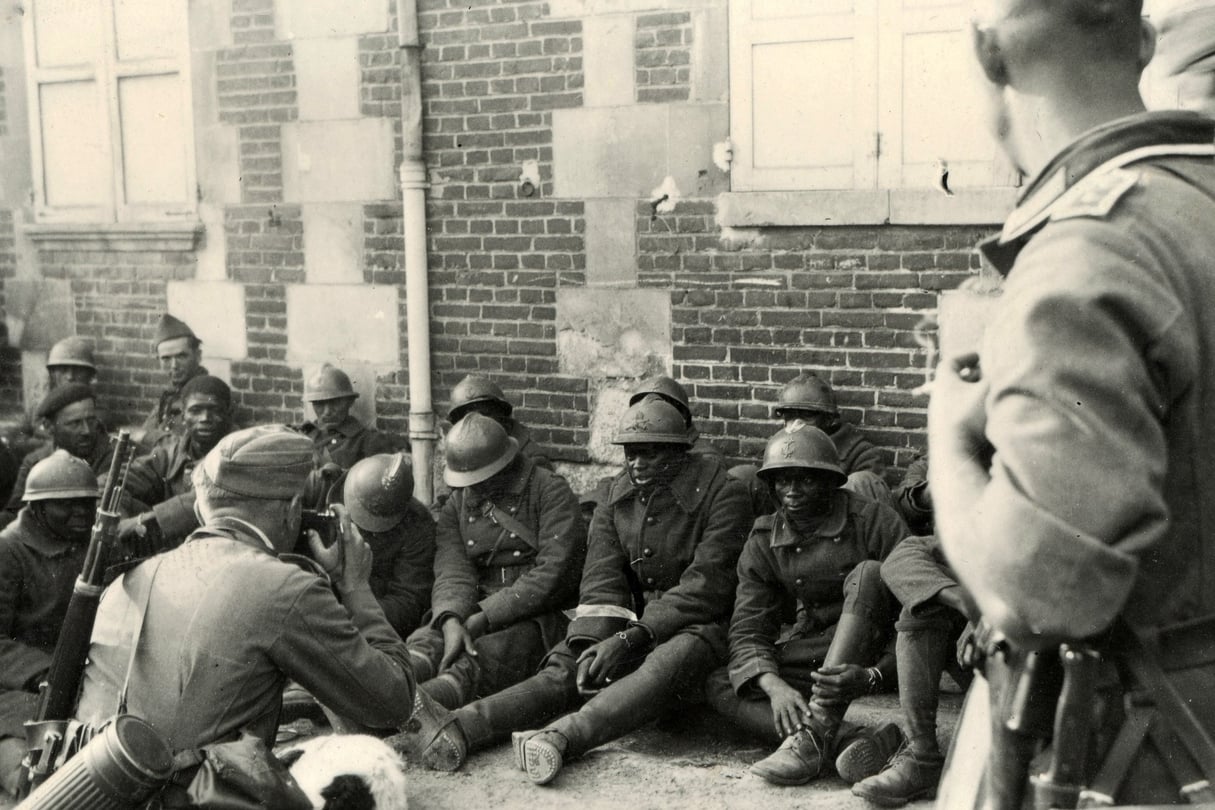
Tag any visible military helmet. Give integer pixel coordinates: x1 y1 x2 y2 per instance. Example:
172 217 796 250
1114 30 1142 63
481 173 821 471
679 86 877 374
627 375 692 425
612 399 694 446
444 412 520 488
46 337 97 372
757 422 846 486
303 364 359 403
344 453 414 532
448 375 512 422
773 373 838 418
24 449 100 502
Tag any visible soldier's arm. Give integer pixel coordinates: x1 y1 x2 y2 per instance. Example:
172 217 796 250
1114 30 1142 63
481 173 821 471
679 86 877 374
635 475 753 645
428 495 480 624
848 436 885 476
376 506 435 636
478 472 585 628
726 527 786 694
566 496 634 647
933 222 1173 645
864 499 910 561
0 542 52 691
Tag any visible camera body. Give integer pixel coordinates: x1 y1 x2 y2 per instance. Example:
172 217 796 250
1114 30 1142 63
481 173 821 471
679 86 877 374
300 508 339 548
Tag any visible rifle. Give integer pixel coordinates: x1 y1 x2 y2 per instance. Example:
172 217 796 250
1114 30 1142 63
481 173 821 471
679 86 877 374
20 430 136 792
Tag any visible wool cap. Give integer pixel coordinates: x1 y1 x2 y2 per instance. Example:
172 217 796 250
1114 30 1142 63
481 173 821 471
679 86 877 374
201 425 313 499
180 374 232 407
155 313 197 347
35 382 95 421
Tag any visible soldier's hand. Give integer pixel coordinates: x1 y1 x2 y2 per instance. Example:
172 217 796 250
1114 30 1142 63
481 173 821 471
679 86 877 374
575 635 629 694
928 352 989 459
757 673 810 737
439 616 477 672
810 663 869 705
575 655 598 696
465 612 490 640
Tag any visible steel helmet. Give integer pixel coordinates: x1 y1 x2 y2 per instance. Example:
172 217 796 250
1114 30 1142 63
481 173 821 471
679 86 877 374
444 412 520 488
448 375 512 422
612 399 694 446
46 337 97 372
773 373 838 418
627 375 692 426
303 364 359 403
24 449 100 502
757 421 846 486
344 453 415 532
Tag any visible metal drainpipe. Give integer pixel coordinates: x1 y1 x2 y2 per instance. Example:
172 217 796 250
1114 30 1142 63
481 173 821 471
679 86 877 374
397 0 437 505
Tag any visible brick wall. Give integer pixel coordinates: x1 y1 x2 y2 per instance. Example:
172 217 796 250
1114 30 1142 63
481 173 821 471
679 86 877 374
635 12 692 104
0 210 19 406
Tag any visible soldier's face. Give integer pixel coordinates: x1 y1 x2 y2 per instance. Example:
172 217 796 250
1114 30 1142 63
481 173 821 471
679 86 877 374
771 469 835 515
183 393 230 450
623 443 685 488
36 497 98 543
47 366 95 388
158 337 202 388
780 410 834 432
49 400 99 459
312 396 356 429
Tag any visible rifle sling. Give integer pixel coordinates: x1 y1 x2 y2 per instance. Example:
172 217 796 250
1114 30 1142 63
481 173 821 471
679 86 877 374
116 558 164 717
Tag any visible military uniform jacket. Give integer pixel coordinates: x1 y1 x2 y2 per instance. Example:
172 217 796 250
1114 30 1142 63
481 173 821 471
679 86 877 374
138 366 208 453
879 534 951 615
567 456 752 652
893 454 932 535
830 422 882 477
299 415 406 472
940 111 1215 643
0 509 88 694
1 432 115 528
367 498 436 637
74 518 415 750
727 491 906 692
124 431 228 510
432 456 584 630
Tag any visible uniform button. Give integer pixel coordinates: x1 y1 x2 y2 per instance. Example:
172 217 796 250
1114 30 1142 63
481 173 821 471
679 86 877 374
643 548 653 557
795 577 804 586
646 577 655 585
468 516 476 523
509 506 518 514
467 540 475 547
833 536 842 543
512 549 522 557
795 547 802 553
509 533 518 539
645 516 656 524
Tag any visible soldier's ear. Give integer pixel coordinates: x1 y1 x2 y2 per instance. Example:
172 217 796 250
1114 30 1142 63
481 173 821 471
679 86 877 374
971 22 1009 86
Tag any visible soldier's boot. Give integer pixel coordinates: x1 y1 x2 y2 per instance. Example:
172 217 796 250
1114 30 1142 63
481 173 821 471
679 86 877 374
409 649 437 683
749 725 829 785
851 623 952 806
386 689 467 772
419 654 481 710
518 730 569 786
812 607 889 751
834 722 906 785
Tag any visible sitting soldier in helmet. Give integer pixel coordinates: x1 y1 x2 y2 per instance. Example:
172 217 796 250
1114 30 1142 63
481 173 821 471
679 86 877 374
396 399 753 786
0 451 99 797
627 375 723 462
0 385 114 530
298 364 407 499
341 453 436 638
446 375 551 468
395 411 584 727
113 375 239 556
708 422 908 788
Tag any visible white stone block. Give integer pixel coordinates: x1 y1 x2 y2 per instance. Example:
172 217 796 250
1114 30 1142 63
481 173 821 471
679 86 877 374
200 357 231 384
195 203 228 282
583 16 634 107
276 0 389 39
287 284 399 365
196 125 241 204
584 198 637 286
667 103 728 196
553 106 668 198
586 382 632 464
556 287 670 379
165 281 248 360
294 37 361 122
188 0 232 50
282 120 397 203
22 350 49 421
303 203 364 284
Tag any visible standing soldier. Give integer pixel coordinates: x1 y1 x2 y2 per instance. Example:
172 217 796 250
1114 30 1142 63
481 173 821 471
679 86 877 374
707 423 906 788
0 452 98 798
400 413 583 715
400 399 752 785
1 385 113 529
930 2 1215 806
139 313 207 452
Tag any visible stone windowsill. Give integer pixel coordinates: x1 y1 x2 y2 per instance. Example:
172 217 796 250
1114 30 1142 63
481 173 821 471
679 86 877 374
716 188 1020 228
21 221 205 252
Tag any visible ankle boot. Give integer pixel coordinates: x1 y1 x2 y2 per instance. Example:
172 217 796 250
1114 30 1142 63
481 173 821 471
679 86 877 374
420 673 467 710
834 721 905 784
520 730 568 785
851 745 944 806
749 726 828 785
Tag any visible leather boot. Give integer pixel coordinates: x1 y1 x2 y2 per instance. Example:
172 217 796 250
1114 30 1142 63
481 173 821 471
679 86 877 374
519 730 568 786
420 673 467 710
749 726 828 785
834 721 905 784
851 746 944 806
386 689 468 772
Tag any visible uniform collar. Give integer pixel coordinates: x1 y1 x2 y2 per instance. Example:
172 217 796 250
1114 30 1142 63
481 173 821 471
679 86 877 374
980 111 1215 275
191 515 277 553
6 508 77 557
502 455 535 497
166 365 209 396
769 490 848 548
608 455 713 514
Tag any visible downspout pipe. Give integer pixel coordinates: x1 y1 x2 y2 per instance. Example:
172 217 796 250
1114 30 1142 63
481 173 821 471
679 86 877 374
397 0 437 505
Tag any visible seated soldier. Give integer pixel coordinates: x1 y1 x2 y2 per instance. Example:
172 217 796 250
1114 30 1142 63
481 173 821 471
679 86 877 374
342 453 436 639
1 385 114 530
397 399 753 786
400 413 584 713
139 314 208 453
849 533 975 806
0 452 98 797
299 364 407 478
72 426 420 762
708 422 908 787
892 452 932 536
117 375 237 551
447 375 551 469
627 375 723 461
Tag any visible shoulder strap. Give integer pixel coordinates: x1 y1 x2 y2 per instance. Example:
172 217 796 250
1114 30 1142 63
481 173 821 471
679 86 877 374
115 557 164 716
486 503 538 550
